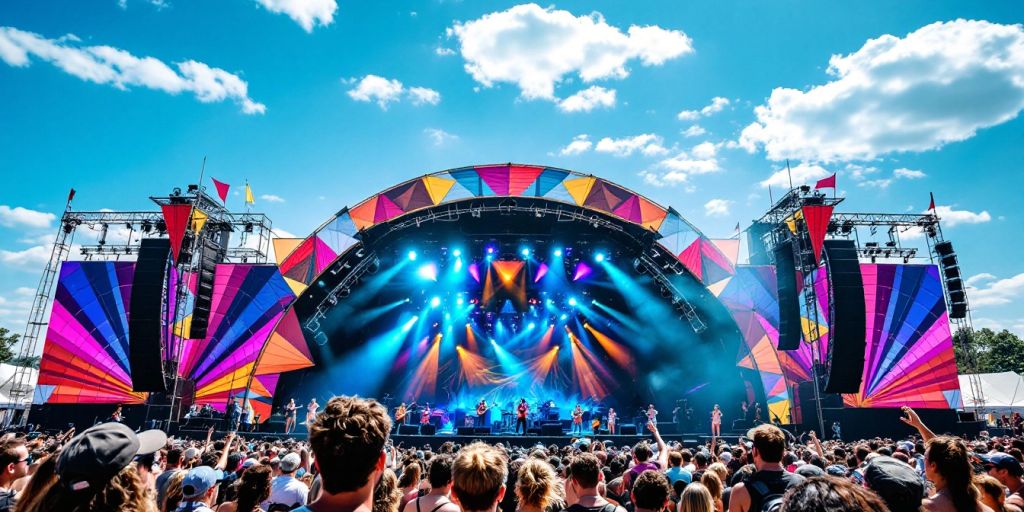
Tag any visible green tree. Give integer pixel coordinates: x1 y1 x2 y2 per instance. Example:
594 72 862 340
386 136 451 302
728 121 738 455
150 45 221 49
0 327 19 364
954 327 1024 374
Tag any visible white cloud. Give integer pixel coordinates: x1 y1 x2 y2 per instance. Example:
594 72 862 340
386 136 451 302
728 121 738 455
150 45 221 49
253 0 337 32
559 134 593 156
424 128 459 146
677 96 730 121
447 3 693 100
933 205 991 227
557 86 616 113
260 194 285 203
435 47 456 57
739 20 1024 162
893 168 927 179
858 178 893 189
0 246 49 271
681 125 706 137
704 198 733 217
640 142 722 186
117 0 168 9
0 26 265 114
0 205 55 229
346 74 441 110
968 272 1024 307
759 163 830 189
595 134 665 157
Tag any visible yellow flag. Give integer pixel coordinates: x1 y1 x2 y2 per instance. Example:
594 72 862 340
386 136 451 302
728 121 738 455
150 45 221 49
245 183 255 204
191 208 208 233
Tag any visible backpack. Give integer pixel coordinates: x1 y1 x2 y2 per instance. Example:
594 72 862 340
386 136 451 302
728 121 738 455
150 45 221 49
748 480 784 512
0 489 16 512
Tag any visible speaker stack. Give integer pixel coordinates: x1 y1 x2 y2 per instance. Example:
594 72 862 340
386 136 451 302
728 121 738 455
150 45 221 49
820 240 866 394
774 240 802 350
189 236 221 339
934 241 967 319
129 238 172 393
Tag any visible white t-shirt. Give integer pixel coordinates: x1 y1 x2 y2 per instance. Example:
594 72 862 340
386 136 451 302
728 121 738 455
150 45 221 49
263 475 309 511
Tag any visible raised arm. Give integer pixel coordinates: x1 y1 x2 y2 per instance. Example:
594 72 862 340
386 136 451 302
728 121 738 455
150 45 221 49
648 422 669 468
900 406 935 442
214 432 236 470
808 430 824 458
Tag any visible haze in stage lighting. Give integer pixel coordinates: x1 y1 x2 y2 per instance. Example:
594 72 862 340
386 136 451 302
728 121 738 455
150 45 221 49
452 249 462 257
456 297 465 305
417 263 438 281
559 313 568 321
401 316 418 332
568 297 578 306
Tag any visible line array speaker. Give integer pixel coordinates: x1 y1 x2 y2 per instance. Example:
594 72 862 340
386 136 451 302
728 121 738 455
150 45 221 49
935 241 967 319
189 236 221 339
821 239 866 394
774 240 802 350
129 238 171 392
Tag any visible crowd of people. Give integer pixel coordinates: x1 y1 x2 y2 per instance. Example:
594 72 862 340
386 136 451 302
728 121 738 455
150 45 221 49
0 397 1022 512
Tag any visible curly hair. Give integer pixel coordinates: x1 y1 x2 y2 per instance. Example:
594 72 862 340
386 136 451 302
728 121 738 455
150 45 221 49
161 471 186 512
236 465 272 512
515 459 560 511
780 477 888 512
310 395 392 494
927 436 981 512
373 468 403 512
24 465 156 512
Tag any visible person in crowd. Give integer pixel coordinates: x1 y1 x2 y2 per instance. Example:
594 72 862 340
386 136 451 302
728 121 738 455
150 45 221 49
779 477 888 512
700 472 723 512
373 469 403 512
678 482 715 512
564 453 625 512
0 439 29 511
215 464 272 512
514 459 561 512
974 474 1008 512
158 447 187 508
20 422 165 512
177 466 223 512
630 470 670 512
664 451 693 487
623 423 669 493
163 470 188 512
299 395 391 512
727 424 805 512
863 455 924 512
982 453 1024 511
11 453 56 512
397 463 421 511
451 442 508 512
402 455 459 512
266 452 310 510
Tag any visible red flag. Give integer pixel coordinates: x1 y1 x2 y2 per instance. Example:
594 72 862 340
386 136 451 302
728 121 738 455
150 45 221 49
802 205 835 265
211 178 230 203
161 204 193 264
814 173 836 190
67 188 76 203
928 192 935 212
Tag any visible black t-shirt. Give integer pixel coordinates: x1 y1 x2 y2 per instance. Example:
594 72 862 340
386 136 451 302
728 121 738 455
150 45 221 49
744 469 805 512
565 503 620 512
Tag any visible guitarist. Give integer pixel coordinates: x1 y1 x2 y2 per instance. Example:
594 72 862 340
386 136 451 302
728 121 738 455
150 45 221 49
516 398 529 435
476 399 489 428
394 403 411 432
572 404 584 434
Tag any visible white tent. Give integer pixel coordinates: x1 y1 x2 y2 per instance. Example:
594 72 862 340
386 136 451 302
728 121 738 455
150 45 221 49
959 372 1024 413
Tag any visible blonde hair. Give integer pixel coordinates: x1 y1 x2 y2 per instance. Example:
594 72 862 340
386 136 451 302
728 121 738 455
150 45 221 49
677 482 714 512
706 463 728 483
515 459 560 510
161 470 187 512
452 442 508 512
373 468 403 512
22 465 157 512
700 472 723 502
974 474 1006 510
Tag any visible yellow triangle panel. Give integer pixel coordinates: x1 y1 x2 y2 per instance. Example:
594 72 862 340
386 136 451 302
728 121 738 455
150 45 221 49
423 176 456 204
563 177 596 205
273 238 304 266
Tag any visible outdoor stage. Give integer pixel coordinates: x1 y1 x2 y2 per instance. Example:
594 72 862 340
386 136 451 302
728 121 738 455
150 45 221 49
21 164 973 440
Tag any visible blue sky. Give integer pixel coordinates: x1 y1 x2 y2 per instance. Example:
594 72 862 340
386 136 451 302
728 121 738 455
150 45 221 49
1 1 1022 336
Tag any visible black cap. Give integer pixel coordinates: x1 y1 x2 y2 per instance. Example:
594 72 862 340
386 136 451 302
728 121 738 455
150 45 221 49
864 456 924 512
57 422 167 491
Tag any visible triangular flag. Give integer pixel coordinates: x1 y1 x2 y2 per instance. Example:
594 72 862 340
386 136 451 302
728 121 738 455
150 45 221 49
67 188 76 203
815 173 836 189
161 204 193 263
801 205 835 265
191 208 208 233
928 192 935 212
245 182 255 204
211 178 230 203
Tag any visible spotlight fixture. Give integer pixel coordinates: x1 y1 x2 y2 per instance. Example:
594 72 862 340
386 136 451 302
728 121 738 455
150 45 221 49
407 251 418 261
568 297 578 307
594 252 606 263
521 248 530 257
430 296 441 308
553 248 563 257
453 249 462 257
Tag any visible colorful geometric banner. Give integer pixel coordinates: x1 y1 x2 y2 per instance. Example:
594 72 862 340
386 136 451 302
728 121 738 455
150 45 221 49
801 205 834 265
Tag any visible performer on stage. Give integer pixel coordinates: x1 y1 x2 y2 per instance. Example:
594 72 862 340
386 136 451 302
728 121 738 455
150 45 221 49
394 403 408 432
284 398 297 434
711 404 722 437
227 397 241 431
607 408 617 435
476 399 489 428
306 398 319 425
754 402 762 424
572 404 584 434
516 398 529 435
646 404 658 424
832 420 842 440
110 404 123 423
420 403 431 425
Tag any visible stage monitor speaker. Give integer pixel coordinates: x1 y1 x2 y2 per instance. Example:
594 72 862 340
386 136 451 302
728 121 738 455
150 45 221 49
957 411 977 422
475 427 490 435
420 424 436 436
189 236 221 340
821 240 866 394
398 425 419 435
541 422 563 436
774 240 802 350
129 238 171 392
456 426 475 435
620 424 638 435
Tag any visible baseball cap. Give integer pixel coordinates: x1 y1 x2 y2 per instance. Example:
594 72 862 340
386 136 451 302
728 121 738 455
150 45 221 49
182 466 221 498
57 422 166 491
280 452 301 473
242 458 257 469
980 453 1024 476
184 447 200 460
864 456 924 512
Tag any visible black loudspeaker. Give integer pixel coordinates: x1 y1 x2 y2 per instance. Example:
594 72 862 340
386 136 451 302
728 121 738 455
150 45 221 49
934 241 967 319
475 427 490 435
541 422 563 436
189 237 220 339
129 238 171 392
620 424 638 435
456 426 474 435
821 240 866 394
774 240 802 350
398 425 419 435
420 424 436 435
957 411 977 422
